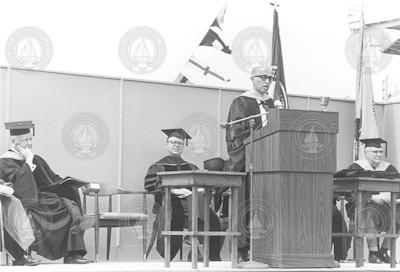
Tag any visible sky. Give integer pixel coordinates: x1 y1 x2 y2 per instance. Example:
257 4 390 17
1 0 400 102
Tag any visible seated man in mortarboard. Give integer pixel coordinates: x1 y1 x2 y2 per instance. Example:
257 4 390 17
144 128 222 261
343 138 400 263
0 121 92 264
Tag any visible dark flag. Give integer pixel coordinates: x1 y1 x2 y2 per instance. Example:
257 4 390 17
199 4 231 54
271 9 289 108
174 4 231 85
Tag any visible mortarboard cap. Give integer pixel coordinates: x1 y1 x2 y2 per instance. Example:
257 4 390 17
5 121 35 136
162 128 191 145
360 137 387 156
251 65 277 78
360 137 387 148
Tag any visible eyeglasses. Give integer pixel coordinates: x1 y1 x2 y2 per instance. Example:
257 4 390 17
367 150 384 154
253 75 274 82
168 140 184 146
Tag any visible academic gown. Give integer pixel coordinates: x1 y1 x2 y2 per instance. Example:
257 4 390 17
0 152 86 260
346 159 399 229
336 159 400 260
226 95 275 172
144 155 222 261
225 93 274 251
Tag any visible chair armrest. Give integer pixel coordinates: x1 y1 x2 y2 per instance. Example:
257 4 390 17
82 183 101 195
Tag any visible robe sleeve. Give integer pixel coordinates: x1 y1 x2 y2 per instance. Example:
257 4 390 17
0 158 39 200
348 163 363 170
144 164 163 192
32 155 63 189
386 164 399 174
225 98 252 172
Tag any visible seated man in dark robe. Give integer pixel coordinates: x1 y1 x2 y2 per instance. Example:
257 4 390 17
0 121 91 264
338 138 400 263
0 182 40 266
144 128 222 261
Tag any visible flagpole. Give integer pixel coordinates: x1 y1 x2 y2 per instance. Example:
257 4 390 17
354 4 365 161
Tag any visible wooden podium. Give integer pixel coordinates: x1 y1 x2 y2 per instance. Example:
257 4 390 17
245 109 338 268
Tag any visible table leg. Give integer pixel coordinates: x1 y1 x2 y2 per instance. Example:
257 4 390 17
191 187 198 269
204 188 210 267
390 192 397 268
164 188 171 268
231 187 238 268
355 190 363 267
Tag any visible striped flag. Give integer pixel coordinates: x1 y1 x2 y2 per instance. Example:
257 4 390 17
175 4 231 85
271 9 289 108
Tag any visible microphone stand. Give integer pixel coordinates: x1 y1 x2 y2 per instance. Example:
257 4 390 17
222 112 271 269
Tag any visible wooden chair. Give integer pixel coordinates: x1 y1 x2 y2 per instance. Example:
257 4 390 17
81 183 148 262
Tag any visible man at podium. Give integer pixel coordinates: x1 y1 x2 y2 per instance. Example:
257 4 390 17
225 65 277 261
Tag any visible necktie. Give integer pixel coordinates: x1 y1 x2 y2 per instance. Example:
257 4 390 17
259 100 270 111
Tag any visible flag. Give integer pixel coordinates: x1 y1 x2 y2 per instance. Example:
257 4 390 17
353 6 379 159
175 54 231 85
358 66 379 140
175 4 232 85
271 9 289 108
356 66 379 159
199 4 231 54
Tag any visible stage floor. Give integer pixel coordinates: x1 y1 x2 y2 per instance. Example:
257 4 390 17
0 261 398 272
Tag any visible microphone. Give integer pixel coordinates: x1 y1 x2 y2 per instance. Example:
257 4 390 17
274 100 283 109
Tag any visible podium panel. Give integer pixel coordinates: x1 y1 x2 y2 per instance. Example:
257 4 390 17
245 109 338 268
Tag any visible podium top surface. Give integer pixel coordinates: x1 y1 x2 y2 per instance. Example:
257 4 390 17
249 109 339 142
334 177 400 193
157 170 245 187
334 177 400 183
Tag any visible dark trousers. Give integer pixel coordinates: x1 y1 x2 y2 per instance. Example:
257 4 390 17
156 197 222 261
4 229 25 260
62 198 86 256
332 205 351 261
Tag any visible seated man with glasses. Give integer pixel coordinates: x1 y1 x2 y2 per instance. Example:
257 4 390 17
144 128 222 261
344 138 400 263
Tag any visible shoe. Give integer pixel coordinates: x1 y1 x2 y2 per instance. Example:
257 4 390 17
378 249 391 263
238 248 249 263
368 251 382 263
210 255 222 261
187 249 204 262
13 254 41 266
64 255 91 264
